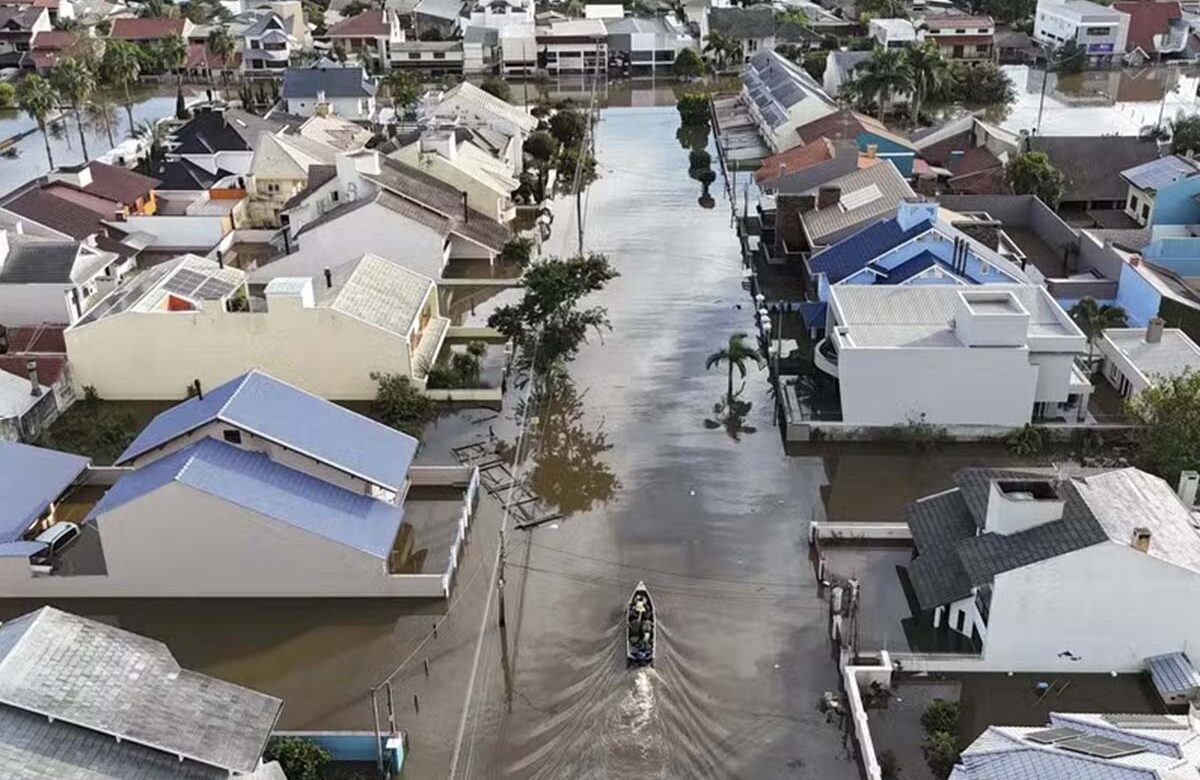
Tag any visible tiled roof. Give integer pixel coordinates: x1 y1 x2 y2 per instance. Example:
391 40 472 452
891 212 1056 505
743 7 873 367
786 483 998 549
1113 0 1180 54
1028 136 1160 202
146 158 232 190
0 7 44 30
0 236 83 284
755 139 834 185
326 252 434 338
0 606 281 773
95 438 406 559
109 16 186 38
0 442 88 544
437 81 537 133
282 65 377 99
1121 153 1199 192
796 109 918 151
801 163 918 245
117 370 420 492
77 161 160 205
806 215 931 283
1103 327 1200 382
186 41 239 70
414 0 463 21
3 324 66 353
1 187 112 239
710 5 775 38
171 109 285 155
922 14 993 28
1146 651 1200 697
327 9 392 35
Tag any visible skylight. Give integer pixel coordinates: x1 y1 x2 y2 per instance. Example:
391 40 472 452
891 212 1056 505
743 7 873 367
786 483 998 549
840 184 883 212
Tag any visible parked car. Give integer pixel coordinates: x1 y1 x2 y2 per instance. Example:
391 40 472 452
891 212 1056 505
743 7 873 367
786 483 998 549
31 522 80 564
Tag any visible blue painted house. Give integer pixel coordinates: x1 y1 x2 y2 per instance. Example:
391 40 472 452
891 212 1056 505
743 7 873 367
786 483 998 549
794 109 919 179
1121 154 1200 227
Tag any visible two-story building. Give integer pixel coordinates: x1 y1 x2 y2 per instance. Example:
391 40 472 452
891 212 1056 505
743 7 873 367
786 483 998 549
0 231 129 326
0 7 49 66
392 128 518 223
868 17 917 48
921 14 995 61
536 18 608 74
282 65 378 119
240 11 297 76
1120 153 1200 227
326 9 403 65
1034 0 1129 65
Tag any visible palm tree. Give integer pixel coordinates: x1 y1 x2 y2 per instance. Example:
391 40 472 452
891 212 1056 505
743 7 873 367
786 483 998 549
856 47 911 121
51 57 95 161
1069 297 1128 372
134 118 171 166
206 25 236 93
102 40 141 133
86 95 119 148
703 30 740 70
901 41 945 126
15 74 60 168
706 332 761 403
158 33 189 118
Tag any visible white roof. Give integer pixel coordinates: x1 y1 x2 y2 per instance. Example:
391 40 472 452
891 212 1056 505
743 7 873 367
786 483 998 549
0 369 44 420
584 3 623 17
870 17 917 37
1103 327 1200 384
435 81 537 133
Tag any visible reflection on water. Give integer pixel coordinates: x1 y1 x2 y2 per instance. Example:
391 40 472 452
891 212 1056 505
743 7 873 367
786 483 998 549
703 396 757 440
1001 64 1200 136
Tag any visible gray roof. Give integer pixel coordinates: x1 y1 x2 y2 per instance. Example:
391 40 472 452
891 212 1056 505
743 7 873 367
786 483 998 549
1121 154 1200 192
0 236 106 285
463 24 498 44
710 5 775 39
242 11 291 38
828 49 871 77
325 252 434 338
1027 136 1160 203
1146 651 1200 697
906 467 1200 609
800 162 916 244
282 66 377 99
281 163 337 210
0 607 282 774
1103 327 1200 383
414 0 463 20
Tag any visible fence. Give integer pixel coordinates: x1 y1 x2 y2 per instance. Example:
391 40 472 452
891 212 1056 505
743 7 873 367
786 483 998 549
441 466 480 596
841 651 894 780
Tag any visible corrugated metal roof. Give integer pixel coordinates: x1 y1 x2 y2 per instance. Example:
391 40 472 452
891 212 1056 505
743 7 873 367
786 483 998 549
1146 652 1200 697
0 443 89 544
0 606 282 774
116 370 419 491
327 252 434 337
95 438 406 559
801 162 916 244
1121 154 1199 192
807 215 932 283
1104 328 1200 382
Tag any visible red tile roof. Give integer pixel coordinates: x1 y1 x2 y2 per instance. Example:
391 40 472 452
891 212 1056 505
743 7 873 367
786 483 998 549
327 9 392 37
0 324 67 386
930 34 993 44
186 41 240 69
755 139 834 184
1113 1 1181 54
923 14 994 28
0 354 66 386
30 30 78 49
5 325 67 353
109 16 186 39
82 162 159 205
3 188 111 239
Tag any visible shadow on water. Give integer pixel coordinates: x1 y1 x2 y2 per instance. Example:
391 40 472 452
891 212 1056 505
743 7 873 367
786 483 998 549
703 395 757 440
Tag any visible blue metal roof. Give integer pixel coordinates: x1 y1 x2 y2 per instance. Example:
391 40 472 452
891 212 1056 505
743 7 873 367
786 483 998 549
92 438 405 559
1122 155 1199 192
0 443 90 543
1146 651 1200 697
798 301 828 328
807 216 933 284
880 249 941 283
117 371 419 491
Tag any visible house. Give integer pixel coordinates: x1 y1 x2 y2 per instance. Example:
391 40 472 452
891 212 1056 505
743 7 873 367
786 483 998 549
413 0 462 38
1033 0 1129 65
1114 0 1185 63
265 150 511 280
740 49 839 155
21 28 99 72
0 373 481 597
0 606 285 778
709 6 776 63
804 199 1030 303
393 128 518 223
498 21 537 73
785 159 918 252
469 0 533 27
0 325 71 442
0 7 50 66
817 284 1088 426
282 65 378 119
108 15 192 41
462 24 500 73
389 38 465 73
168 105 292 175
0 230 132 326
868 17 916 48
1025 135 1161 214
914 115 1019 194
795 109 919 177
951 711 1200 778
1099 318 1200 398
754 137 857 193
0 162 160 243
65 252 448 399
420 80 537 149
326 9 403 64
822 50 870 99
920 14 995 61
995 25 1039 63
241 11 296 75
536 18 608 74
905 465 1200 671
1120 153 1200 227
604 15 696 72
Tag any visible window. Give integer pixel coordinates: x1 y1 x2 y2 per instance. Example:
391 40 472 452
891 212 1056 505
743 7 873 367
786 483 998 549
955 28 965 33
955 609 965 632
1141 202 1151 220
251 39 261 48
1127 191 1135 210
976 44 989 53
409 52 421 59
223 429 243 444
332 191 340 202
433 51 445 59
1086 26 1110 36
266 183 280 193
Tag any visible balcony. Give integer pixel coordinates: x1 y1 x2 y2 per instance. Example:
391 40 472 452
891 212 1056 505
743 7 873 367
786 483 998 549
813 336 839 378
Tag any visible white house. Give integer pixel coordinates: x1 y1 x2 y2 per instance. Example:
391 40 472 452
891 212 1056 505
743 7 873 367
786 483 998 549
868 17 917 48
1034 0 1129 65
817 284 1089 427
1099 319 1200 398
536 18 608 74
0 373 481 598
392 128 518 223
281 65 378 119
64 252 448 400
906 466 1200 672
0 231 129 326
740 49 839 154
241 11 296 75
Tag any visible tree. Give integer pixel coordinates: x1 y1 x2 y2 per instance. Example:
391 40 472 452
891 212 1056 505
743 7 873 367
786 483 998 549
1128 368 1200 480
1170 112 1200 157
902 41 946 125
855 47 911 121
384 70 421 114
263 737 332 780
1054 39 1086 74
1005 151 1065 208
134 118 172 166
705 332 760 403
139 0 175 17
676 92 710 125
206 25 236 91
923 729 960 780
933 61 1014 108
331 39 348 62
549 107 587 149
0 82 15 108
557 145 598 250
673 46 705 79
85 95 119 147
102 40 142 132
480 75 512 102
703 30 741 70
801 48 828 82
157 33 189 118
1069 297 1128 370
51 57 95 161
921 699 960 734
524 130 559 163
499 235 535 267
776 6 808 27
370 372 434 436
17 74 60 166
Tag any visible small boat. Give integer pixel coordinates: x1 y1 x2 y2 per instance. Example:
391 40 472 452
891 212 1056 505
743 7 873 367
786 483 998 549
626 581 655 665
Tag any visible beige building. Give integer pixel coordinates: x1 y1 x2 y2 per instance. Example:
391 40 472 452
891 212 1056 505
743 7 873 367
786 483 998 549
392 129 519 223
64 253 447 400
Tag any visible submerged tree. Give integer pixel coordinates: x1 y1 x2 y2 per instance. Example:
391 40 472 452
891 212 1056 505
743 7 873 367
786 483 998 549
1005 151 1065 208
52 57 95 161
102 40 142 132
16 74 60 168
705 332 761 404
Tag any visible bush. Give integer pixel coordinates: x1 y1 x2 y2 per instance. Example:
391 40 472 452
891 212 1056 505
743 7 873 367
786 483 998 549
922 729 960 779
370 372 434 435
263 736 331 780
0 82 15 108
802 49 829 82
921 699 959 734
500 236 535 267
676 92 710 126
673 46 705 79
480 76 512 102
426 343 487 389
549 108 587 149
1006 423 1046 456
888 413 948 451
524 130 559 164
688 148 712 170
878 749 901 780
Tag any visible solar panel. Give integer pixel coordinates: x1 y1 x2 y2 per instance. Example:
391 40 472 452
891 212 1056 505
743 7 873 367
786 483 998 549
1101 714 1188 730
195 278 238 300
1026 726 1085 744
162 268 208 296
1058 735 1146 759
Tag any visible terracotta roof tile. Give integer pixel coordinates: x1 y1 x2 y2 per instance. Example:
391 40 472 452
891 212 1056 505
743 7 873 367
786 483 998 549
755 139 834 184
1113 1 1181 54
109 16 185 39
327 9 392 36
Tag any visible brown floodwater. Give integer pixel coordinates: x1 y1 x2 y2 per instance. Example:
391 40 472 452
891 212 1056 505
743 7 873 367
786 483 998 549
0 104 1064 779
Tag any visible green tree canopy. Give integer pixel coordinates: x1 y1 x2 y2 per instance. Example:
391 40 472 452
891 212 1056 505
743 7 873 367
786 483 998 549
1128 368 1200 480
1005 151 1065 208
1171 113 1200 157
676 92 710 126
480 75 512 102
672 46 705 79
854 47 912 121
1069 297 1128 369
263 737 331 780
902 41 946 125
549 107 587 149
524 130 559 163
370 373 435 436
384 70 422 112
51 57 95 161
705 332 760 403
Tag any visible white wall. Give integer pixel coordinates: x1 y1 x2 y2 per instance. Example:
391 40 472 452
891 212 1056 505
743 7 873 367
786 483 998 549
286 96 375 119
0 284 74 326
120 215 230 249
180 151 255 175
1028 352 1075 403
837 346 1038 426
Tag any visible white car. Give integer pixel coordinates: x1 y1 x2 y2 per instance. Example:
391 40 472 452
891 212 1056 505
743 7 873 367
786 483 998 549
31 522 80 564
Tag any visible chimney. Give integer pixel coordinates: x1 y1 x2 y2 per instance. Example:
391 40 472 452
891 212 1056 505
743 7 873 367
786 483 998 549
865 143 878 159
816 186 841 210
1178 471 1199 508
324 266 332 288
47 164 92 190
1146 316 1165 344
216 250 224 269
194 378 203 399
778 162 786 181
948 149 965 170
1131 527 1152 553
462 191 469 223
25 358 38 396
